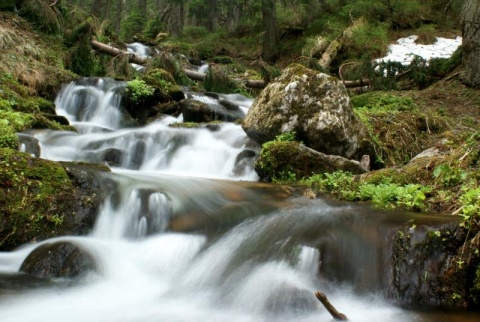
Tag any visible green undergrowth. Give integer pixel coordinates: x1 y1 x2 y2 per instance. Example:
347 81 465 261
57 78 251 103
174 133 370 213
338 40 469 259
302 171 433 212
352 91 448 167
300 131 479 222
0 73 75 149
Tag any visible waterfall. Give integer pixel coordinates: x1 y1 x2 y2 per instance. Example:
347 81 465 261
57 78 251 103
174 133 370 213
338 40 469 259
0 78 469 322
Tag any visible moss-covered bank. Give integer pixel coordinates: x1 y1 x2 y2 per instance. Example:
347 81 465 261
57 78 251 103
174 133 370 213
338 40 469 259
0 149 110 251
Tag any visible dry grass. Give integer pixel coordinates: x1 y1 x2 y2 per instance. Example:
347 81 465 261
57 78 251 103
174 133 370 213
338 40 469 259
0 13 73 97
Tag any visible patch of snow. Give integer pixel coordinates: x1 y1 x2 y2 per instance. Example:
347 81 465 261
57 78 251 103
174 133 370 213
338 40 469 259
376 35 462 65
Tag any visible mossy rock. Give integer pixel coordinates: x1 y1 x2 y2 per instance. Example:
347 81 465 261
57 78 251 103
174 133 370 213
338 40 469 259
0 150 109 251
204 64 238 94
20 241 97 279
243 63 375 161
142 68 176 87
387 221 480 309
256 141 367 182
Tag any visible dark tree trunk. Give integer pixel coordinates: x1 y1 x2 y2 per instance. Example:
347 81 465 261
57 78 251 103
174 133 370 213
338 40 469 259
105 0 111 20
206 0 217 32
460 0 480 87
261 0 279 63
115 0 123 35
226 0 241 33
138 0 147 18
167 0 184 37
91 0 107 19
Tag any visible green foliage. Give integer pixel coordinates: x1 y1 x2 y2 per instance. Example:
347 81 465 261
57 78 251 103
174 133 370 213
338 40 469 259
415 24 437 45
18 0 62 34
303 170 432 211
182 26 209 39
303 171 357 200
351 92 418 112
204 64 237 93
121 12 145 40
458 186 480 223
143 16 164 40
433 164 468 187
148 52 193 86
126 79 155 103
274 131 297 142
272 170 297 184
64 20 102 76
359 182 431 211
0 133 18 149
345 22 390 58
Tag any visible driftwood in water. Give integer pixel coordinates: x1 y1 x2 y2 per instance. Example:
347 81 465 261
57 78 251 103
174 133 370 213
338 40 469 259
315 291 348 321
91 39 368 89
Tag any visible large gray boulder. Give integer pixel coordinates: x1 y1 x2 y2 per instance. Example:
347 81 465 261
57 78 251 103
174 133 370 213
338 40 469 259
242 64 374 160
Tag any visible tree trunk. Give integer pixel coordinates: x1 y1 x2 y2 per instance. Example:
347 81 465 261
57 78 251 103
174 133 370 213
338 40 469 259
226 0 241 33
319 18 365 70
261 0 279 63
206 0 217 32
138 0 147 18
166 0 184 37
115 0 123 35
91 0 107 19
460 0 480 87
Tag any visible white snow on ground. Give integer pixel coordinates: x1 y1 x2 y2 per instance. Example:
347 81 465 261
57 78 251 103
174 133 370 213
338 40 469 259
377 35 462 65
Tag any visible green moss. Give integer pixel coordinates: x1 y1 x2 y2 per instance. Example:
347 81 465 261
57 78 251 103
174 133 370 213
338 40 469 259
204 64 238 94
0 149 76 249
351 92 418 112
18 0 62 34
168 122 203 129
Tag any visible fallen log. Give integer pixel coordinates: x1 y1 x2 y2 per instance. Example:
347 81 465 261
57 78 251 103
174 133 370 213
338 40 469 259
91 39 368 89
319 18 365 70
91 40 149 65
315 291 348 321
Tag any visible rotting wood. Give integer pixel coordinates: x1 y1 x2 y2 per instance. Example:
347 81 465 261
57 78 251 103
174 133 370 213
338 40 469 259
91 39 369 89
318 18 365 70
315 291 348 321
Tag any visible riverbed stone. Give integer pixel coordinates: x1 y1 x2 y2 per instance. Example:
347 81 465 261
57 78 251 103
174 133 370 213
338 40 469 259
387 221 480 309
180 98 244 123
242 64 374 160
19 241 96 279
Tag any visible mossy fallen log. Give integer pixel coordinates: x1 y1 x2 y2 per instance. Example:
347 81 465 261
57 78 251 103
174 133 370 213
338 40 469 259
91 40 369 89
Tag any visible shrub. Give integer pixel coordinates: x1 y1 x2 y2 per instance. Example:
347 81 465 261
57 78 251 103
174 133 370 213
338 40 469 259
126 79 155 103
345 21 390 59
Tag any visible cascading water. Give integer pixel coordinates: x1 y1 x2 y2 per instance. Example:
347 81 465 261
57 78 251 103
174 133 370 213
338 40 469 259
0 79 477 322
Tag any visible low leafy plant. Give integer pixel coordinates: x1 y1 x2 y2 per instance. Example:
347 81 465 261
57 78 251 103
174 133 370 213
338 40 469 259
126 79 155 103
458 186 480 224
433 164 468 187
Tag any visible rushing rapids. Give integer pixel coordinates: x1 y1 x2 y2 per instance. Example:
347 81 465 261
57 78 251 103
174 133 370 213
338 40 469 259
0 78 478 322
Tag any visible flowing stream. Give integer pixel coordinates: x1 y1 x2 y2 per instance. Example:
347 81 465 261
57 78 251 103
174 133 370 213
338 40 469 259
1 79 478 322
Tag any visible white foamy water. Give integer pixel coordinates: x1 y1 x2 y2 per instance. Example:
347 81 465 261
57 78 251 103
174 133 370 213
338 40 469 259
1 77 471 322
35 79 258 180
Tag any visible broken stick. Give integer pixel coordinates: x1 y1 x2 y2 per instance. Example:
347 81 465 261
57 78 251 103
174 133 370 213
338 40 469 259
315 291 348 321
